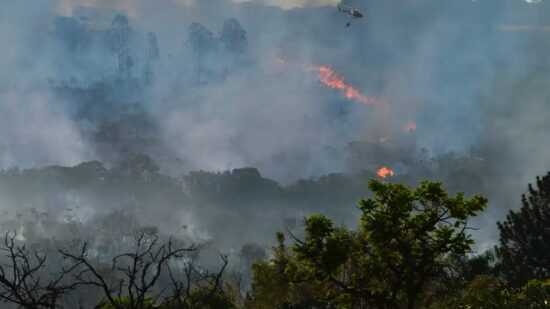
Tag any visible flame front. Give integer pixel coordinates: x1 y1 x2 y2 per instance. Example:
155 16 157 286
304 65 383 106
404 121 417 132
377 167 395 178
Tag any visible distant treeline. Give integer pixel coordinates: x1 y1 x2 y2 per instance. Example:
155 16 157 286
0 160 549 307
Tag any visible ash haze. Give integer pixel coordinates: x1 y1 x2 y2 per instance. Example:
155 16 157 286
0 0 549 277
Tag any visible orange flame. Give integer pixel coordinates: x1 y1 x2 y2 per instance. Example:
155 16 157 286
377 167 395 178
404 121 417 132
304 65 383 106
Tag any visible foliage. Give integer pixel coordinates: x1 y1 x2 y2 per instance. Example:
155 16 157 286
6 173 550 308
188 23 215 83
250 180 487 308
431 275 550 309
220 18 247 55
249 233 333 308
496 172 550 286
429 275 514 308
108 14 134 79
188 23 215 53
183 285 237 309
96 295 159 309
143 32 160 84
96 287 236 309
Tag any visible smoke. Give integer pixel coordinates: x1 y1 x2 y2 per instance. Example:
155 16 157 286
0 87 91 169
53 0 340 16
233 0 340 9
0 3 92 171
1 0 550 252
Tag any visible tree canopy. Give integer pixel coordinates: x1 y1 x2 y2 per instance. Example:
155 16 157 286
2 174 550 308
250 180 488 308
496 172 550 286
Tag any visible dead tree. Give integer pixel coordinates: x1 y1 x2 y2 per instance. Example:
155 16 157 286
0 231 80 308
60 230 195 309
165 253 230 307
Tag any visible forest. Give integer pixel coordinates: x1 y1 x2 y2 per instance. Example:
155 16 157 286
2 0 550 307
0 172 549 308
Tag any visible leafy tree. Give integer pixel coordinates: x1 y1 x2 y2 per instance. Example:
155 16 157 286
54 17 90 52
239 243 266 268
250 180 487 308
112 154 161 182
183 168 283 207
249 233 332 308
96 295 159 309
448 251 498 284
182 285 236 309
431 276 550 309
429 275 515 309
220 18 247 69
423 251 498 306
496 172 550 286
517 278 550 308
143 32 160 85
220 18 247 55
109 14 134 79
165 253 234 308
187 23 214 84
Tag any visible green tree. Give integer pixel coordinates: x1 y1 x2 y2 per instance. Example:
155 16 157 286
182 285 236 309
496 172 550 286
250 180 487 308
219 18 247 70
429 275 515 309
249 233 332 308
187 23 214 84
220 18 247 55
424 251 498 306
109 14 133 79
517 278 550 308
96 287 236 309
430 276 550 309
143 32 160 85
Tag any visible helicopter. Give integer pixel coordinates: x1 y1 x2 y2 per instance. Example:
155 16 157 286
337 4 365 27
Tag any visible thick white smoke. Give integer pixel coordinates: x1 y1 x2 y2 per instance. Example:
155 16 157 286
0 87 91 169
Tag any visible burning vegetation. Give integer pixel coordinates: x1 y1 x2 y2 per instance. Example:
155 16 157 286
377 166 395 178
304 65 383 106
404 121 417 132
3 0 550 307
277 58 383 106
